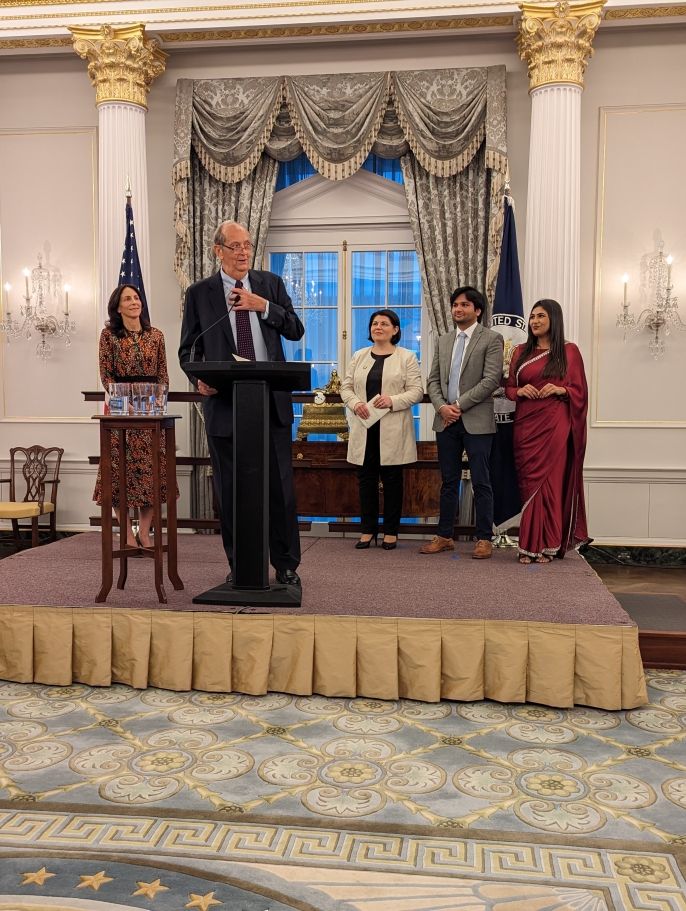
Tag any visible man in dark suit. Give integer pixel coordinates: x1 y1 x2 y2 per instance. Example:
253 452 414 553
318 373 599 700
179 221 305 586
421 286 504 559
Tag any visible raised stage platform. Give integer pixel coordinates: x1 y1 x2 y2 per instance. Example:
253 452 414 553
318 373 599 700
0 533 647 710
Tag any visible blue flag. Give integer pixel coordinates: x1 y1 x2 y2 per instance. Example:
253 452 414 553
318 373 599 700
119 196 149 322
490 195 527 530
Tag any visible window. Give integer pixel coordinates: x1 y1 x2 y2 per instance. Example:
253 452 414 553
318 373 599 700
267 166 432 441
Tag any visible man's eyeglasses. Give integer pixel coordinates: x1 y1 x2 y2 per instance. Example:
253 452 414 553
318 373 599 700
218 241 254 254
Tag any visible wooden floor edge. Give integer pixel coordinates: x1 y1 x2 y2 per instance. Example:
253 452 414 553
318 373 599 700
639 629 686 670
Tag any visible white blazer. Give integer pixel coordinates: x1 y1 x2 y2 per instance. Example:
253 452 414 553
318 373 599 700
340 346 424 466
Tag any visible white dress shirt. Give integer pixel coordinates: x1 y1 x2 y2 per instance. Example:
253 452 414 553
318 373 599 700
449 319 479 404
220 270 271 362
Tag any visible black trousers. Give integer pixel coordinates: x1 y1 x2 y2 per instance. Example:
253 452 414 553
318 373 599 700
436 418 494 541
207 422 300 572
357 426 404 536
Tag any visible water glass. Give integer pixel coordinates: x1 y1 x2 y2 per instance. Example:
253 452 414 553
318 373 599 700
108 382 130 415
132 382 154 415
153 383 168 415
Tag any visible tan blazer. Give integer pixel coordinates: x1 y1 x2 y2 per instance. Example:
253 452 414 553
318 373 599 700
341 346 424 466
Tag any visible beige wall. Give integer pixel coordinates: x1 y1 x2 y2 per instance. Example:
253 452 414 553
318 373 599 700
0 25 684 542
579 25 686 542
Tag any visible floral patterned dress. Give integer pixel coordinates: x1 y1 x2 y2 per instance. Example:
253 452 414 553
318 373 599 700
93 326 176 507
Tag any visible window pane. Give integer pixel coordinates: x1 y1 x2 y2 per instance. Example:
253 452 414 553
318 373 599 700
304 252 338 308
269 250 340 438
362 154 404 185
388 250 421 308
351 250 422 361
394 307 422 360
352 251 385 308
304 309 336 364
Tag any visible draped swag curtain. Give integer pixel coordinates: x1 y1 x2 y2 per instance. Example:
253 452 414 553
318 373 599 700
173 68 508 519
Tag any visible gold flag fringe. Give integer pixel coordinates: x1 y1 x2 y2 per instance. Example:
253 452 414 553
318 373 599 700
283 76 390 181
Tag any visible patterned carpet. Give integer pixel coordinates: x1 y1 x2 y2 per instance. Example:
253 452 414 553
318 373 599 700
1 669 685 910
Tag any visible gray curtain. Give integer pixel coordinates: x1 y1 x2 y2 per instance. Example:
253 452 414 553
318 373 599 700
172 67 508 520
402 148 495 335
173 68 508 305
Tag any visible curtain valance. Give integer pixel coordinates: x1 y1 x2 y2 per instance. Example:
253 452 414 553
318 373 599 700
173 66 507 187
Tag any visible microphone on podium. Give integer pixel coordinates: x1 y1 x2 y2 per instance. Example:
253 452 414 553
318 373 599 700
188 299 238 363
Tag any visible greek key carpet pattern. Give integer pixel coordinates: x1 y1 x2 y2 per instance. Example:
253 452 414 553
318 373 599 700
0 811 684 910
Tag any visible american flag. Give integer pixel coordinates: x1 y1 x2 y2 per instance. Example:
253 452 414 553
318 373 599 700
119 195 149 321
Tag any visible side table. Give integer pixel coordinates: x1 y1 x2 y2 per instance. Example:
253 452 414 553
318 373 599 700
93 414 184 603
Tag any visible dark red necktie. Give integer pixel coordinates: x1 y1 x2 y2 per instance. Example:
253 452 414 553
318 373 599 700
232 280 256 360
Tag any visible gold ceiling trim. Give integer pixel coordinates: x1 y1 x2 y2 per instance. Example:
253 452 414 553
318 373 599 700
605 4 686 18
161 14 514 39
0 15 513 45
0 0 509 12
0 36 72 47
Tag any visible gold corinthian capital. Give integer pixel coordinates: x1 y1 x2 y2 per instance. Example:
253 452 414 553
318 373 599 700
70 24 167 109
517 1 606 92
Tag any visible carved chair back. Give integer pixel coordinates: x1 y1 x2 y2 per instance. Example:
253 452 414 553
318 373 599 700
8 445 64 508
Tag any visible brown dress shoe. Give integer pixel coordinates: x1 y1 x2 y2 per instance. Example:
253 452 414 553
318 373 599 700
472 539 493 559
419 535 455 554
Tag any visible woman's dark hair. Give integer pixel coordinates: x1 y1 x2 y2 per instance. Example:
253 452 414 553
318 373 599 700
105 284 150 338
515 299 567 378
367 308 401 345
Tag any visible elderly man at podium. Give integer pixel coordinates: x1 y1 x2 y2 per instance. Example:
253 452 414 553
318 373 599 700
179 221 305 587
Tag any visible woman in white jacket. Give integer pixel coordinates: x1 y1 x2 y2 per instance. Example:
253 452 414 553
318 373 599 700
341 309 424 550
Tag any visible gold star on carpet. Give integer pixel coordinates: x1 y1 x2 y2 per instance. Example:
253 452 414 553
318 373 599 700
186 891 223 910
21 867 56 886
133 878 170 899
77 871 113 891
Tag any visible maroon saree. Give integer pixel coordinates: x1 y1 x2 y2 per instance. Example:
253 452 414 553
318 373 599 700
504 342 589 558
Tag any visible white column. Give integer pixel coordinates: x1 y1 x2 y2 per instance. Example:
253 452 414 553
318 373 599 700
523 84 581 340
517 1 605 343
98 103 150 323
70 24 166 324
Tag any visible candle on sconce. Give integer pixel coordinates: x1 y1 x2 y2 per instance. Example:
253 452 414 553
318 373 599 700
3 282 11 316
622 273 629 306
64 284 70 315
22 268 30 299
666 255 673 287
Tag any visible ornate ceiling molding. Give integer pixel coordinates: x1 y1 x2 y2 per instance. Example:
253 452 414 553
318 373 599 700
517 0 606 91
70 23 167 108
0 1 683 52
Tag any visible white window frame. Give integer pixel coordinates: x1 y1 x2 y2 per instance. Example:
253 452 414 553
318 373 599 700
266 170 434 439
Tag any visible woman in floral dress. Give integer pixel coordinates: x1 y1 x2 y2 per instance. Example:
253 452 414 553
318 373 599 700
93 284 174 549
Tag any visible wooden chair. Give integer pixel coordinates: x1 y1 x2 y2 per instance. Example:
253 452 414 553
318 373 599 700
0 445 64 548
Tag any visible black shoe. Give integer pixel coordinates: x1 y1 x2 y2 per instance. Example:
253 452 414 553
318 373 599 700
381 536 398 550
355 533 378 549
275 569 301 586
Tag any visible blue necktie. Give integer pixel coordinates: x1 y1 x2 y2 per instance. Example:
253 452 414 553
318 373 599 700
447 331 467 404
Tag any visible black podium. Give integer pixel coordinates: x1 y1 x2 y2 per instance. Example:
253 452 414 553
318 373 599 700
182 360 311 607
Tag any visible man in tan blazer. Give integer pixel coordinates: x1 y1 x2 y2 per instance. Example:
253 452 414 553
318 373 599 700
421 286 504 559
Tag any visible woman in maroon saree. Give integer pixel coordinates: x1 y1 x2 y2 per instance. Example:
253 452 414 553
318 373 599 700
504 299 589 564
